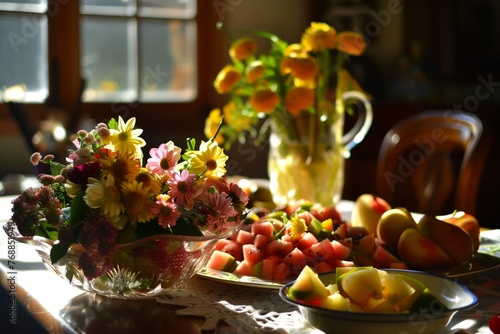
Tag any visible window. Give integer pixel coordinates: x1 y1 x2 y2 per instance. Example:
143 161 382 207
0 1 48 102
0 0 197 103
80 0 197 102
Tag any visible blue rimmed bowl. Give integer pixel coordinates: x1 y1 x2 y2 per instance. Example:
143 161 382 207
279 269 478 334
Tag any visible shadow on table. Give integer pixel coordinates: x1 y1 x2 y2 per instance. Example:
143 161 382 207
59 293 206 334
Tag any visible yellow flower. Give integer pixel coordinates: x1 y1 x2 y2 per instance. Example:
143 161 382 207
213 65 242 94
280 55 318 81
301 22 336 52
121 180 156 225
84 175 124 224
188 141 228 177
108 116 146 157
64 179 82 198
204 109 225 145
245 60 265 83
249 89 280 113
99 151 141 186
289 214 307 240
285 87 315 116
229 38 258 62
284 43 308 57
136 168 162 196
336 31 366 56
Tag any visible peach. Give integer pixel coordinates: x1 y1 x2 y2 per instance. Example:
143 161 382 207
351 194 391 234
376 207 417 256
438 211 480 253
418 215 474 265
397 228 454 270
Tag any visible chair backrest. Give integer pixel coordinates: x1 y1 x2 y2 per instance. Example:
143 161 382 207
376 110 491 216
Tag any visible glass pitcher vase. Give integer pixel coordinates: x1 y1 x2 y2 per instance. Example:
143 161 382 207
267 90 373 207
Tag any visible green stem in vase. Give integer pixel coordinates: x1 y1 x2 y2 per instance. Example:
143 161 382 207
307 49 330 165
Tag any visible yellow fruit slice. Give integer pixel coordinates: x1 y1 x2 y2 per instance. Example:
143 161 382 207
288 266 329 302
337 267 384 306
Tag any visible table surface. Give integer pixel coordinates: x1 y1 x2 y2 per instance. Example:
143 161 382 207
1 195 499 334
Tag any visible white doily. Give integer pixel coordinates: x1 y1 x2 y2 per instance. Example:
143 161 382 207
157 276 323 333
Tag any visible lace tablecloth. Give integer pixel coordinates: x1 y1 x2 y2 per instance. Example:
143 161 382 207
157 275 322 333
157 263 500 334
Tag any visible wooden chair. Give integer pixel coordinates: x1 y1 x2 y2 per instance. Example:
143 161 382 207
376 110 491 216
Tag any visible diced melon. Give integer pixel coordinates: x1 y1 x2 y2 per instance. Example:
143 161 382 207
242 244 265 265
314 261 335 273
337 267 383 306
335 266 370 279
274 262 292 282
365 297 396 313
288 266 329 302
236 230 255 245
321 218 334 232
261 255 281 280
320 292 351 311
233 260 255 276
409 288 449 313
283 248 307 275
326 283 339 294
331 240 351 260
251 221 275 236
381 273 415 305
206 250 237 272
352 233 376 255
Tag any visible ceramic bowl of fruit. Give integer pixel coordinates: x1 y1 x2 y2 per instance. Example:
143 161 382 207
279 266 478 334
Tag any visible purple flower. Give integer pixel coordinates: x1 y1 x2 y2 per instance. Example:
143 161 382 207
66 161 101 184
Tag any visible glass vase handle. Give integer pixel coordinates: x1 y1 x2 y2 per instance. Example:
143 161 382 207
341 90 373 158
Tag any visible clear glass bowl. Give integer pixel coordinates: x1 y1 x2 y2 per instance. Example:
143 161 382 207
4 221 242 299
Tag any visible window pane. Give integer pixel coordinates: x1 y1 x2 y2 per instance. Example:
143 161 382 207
139 0 196 18
0 13 48 102
80 0 136 16
81 17 137 102
0 0 46 13
139 19 196 102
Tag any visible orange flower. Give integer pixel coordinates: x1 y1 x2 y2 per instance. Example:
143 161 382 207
249 89 279 113
280 55 318 81
229 38 258 62
213 65 241 94
337 32 366 56
245 60 265 83
301 22 336 52
285 87 315 115
284 43 308 57
204 109 225 144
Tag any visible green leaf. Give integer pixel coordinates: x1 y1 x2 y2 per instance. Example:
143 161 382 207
49 161 66 177
50 242 70 263
70 192 88 223
186 137 196 151
108 118 118 130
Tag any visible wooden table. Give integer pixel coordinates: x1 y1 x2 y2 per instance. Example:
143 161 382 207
1 195 499 334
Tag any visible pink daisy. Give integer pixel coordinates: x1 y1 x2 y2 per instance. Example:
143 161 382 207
150 194 181 228
168 169 200 208
228 182 249 205
146 141 181 176
206 192 238 232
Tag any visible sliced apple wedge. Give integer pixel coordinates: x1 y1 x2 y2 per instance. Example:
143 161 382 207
337 267 384 306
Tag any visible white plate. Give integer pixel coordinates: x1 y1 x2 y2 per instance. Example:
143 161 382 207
198 252 500 289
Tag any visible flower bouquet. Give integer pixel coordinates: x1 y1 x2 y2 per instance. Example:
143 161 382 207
205 22 372 207
5 116 249 298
